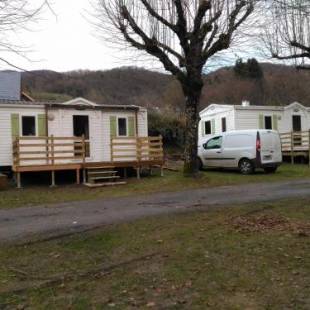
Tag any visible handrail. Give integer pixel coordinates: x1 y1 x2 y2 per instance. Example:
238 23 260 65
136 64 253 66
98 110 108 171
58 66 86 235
13 136 88 167
111 136 163 163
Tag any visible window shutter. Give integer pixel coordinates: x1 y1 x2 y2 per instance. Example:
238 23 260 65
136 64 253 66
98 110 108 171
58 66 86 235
110 116 117 137
128 116 136 137
201 121 205 137
211 119 215 134
259 114 264 129
272 115 278 131
11 114 20 140
38 114 47 137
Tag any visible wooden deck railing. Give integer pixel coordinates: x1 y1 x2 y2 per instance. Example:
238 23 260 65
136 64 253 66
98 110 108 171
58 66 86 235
12 135 164 168
280 131 310 152
13 136 87 167
111 136 164 163
280 131 310 164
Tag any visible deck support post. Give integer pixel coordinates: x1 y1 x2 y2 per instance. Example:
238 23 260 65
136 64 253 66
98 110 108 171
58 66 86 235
76 169 81 185
160 165 164 177
16 172 22 189
50 171 56 187
291 131 294 165
308 130 310 167
82 169 86 184
136 167 141 179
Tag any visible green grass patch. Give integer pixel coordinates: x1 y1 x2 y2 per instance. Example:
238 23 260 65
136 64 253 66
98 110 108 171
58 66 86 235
1 164 310 210
0 199 309 308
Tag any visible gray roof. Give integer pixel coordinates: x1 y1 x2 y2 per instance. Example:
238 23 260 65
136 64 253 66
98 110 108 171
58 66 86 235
0 71 21 101
0 99 47 105
0 99 141 110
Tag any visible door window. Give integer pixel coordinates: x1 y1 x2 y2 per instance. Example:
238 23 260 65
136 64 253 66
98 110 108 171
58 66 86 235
204 136 222 150
292 115 301 132
118 118 128 136
73 115 90 157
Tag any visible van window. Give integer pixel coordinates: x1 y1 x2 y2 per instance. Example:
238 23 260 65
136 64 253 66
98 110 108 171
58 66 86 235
225 134 253 148
264 116 272 130
205 121 211 135
204 136 222 150
222 117 227 132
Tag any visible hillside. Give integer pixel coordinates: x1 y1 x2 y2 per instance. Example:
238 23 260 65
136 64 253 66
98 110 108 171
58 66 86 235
22 64 310 112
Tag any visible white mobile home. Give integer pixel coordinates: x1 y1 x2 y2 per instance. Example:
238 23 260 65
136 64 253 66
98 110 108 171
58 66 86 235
0 97 163 187
199 101 310 139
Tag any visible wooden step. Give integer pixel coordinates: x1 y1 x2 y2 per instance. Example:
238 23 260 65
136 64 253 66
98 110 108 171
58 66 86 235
86 166 115 170
84 181 127 188
89 176 121 181
87 170 118 176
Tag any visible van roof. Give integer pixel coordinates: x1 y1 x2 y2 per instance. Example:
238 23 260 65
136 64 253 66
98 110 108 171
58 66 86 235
222 129 278 135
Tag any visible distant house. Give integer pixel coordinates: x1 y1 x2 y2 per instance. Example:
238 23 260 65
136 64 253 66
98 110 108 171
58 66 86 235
199 101 310 139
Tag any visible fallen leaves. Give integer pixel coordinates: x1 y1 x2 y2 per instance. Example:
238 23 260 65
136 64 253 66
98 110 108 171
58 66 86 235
229 213 310 235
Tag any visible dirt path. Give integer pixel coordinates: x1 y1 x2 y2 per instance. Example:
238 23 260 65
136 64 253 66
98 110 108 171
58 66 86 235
1 179 310 244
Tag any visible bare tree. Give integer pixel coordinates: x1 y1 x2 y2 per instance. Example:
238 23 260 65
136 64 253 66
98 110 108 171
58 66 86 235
93 0 258 176
265 0 310 69
0 0 51 69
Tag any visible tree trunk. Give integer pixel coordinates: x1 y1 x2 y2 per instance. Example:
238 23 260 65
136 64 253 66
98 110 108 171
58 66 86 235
180 75 203 177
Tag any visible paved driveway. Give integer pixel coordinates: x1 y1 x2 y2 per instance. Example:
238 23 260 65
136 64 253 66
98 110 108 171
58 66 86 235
1 179 310 244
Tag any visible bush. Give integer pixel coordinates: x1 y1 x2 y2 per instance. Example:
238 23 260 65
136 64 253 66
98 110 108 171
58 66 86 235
148 111 185 147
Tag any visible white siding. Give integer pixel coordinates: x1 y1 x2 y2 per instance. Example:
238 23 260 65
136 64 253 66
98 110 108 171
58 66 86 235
235 109 262 130
199 106 235 141
0 105 45 166
48 108 148 163
281 106 310 132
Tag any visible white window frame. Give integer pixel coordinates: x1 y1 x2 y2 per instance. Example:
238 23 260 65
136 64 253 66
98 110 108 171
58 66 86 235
20 114 38 137
117 116 128 137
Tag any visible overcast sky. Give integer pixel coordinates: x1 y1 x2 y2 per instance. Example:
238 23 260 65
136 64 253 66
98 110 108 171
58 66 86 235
0 0 272 73
0 0 125 72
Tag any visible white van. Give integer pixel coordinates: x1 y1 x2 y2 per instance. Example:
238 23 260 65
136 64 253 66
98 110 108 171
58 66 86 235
198 130 282 174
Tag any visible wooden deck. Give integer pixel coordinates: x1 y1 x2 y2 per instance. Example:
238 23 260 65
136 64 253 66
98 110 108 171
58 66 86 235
280 131 310 164
12 136 164 188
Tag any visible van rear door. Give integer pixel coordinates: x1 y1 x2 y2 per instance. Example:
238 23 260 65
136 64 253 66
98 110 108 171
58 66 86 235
260 131 282 164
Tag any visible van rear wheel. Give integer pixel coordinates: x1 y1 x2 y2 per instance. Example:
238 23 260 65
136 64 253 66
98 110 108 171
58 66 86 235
197 157 203 171
239 159 254 175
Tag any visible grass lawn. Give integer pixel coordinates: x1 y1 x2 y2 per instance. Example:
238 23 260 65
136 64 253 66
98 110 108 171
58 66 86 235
0 199 309 309
1 163 310 210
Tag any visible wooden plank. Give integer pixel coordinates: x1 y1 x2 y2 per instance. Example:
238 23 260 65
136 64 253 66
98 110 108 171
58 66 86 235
14 164 82 172
84 181 126 188
112 155 138 159
19 156 84 161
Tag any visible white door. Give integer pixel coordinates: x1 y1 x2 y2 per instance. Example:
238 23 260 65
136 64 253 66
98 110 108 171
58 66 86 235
202 136 223 167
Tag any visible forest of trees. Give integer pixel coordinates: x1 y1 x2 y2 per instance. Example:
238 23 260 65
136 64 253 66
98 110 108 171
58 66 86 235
23 62 310 112
21 62 310 148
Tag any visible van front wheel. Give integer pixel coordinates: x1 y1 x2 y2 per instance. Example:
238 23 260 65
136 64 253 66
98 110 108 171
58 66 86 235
239 159 254 175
